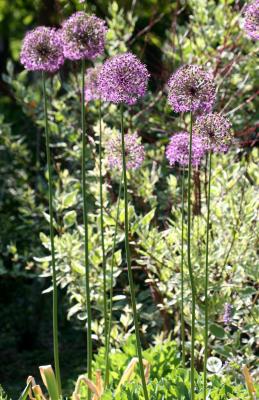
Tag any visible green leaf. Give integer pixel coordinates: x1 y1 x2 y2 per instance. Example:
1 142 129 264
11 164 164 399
39 365 60 400
42 212 58 230
62 190 78 210
241 287 256 296
176 382 189 397
63 210 77 227
132 208 155 234
18 381 31 400
210 323 225 339
6 60 14 77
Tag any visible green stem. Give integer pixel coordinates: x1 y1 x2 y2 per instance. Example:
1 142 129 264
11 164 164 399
180 167 185 365
42 72 61 396
104 173 123 387
203 151 212 400
81 60 92 397
120 105 149 400
187 112 196 400
99 101 108 382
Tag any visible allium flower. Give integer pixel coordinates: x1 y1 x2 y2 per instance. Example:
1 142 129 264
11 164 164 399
98 53 150 105
20 27 64 72
167 65 216 113
223 303 233 324
193 113 233 153
61 12 107 60
166 132 206 167
107 132 145 170
84 66 102 102
243 0 259 40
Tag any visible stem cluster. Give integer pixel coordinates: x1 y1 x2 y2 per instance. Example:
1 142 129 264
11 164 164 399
42 72 61 395
120 105 149 400
81 60 92 399
187 112 196 399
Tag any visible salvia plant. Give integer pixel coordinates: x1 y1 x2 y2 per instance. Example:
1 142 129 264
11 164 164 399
3 0 257 399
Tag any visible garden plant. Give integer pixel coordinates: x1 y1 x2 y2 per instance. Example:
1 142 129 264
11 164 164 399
0 0 258 400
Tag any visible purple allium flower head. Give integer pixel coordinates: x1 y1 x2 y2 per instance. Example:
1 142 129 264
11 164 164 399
98 52 150 105
193 113 233 153
84 66 102 102
167 65 216 113
107 132 145 170
166 132 206 167
61 12 107 60
20 27 64 72
223 303 233 324
243 0 259 40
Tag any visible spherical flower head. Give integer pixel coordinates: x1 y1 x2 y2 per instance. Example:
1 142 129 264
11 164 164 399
107 132 145 170
193 113 233 153
20 27 64 72
84 66 102 102
167 65 216 113
61 12 107 60
166 132 206 167
243 0 259 40
98 52 150 105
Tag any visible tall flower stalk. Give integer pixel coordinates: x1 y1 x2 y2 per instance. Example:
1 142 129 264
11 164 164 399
104 173 123 387
98 52 149 397
167 65 216 400
120 105 149 400
166 132 206 370
104 125 144 385
180 167 186 365
98 101 108 380
42 72 62 395
187 113 196 399
61 13 107 393
20 26 64 396
203 150 212 400
193 113 233 400
81 59 92 393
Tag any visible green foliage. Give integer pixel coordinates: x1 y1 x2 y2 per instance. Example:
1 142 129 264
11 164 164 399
0 115 45 276
0 386 9 400
1 339 257 399
84 337 254 399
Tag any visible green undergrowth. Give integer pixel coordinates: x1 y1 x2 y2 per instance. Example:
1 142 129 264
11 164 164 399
79 337 256 399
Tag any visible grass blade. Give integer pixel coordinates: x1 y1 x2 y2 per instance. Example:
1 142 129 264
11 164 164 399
18 378 33 400
39 365 59 400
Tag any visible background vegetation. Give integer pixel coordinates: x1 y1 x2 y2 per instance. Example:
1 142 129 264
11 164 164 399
0 0 258 398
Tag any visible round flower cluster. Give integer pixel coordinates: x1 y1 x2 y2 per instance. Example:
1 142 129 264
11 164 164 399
193 113 233 153
98 53 150 105
107 132 145 170
166 132 206 167
167 65 216 113
84 66 102 102
60 12 107 60
20 27 64 72
243 0 259 40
